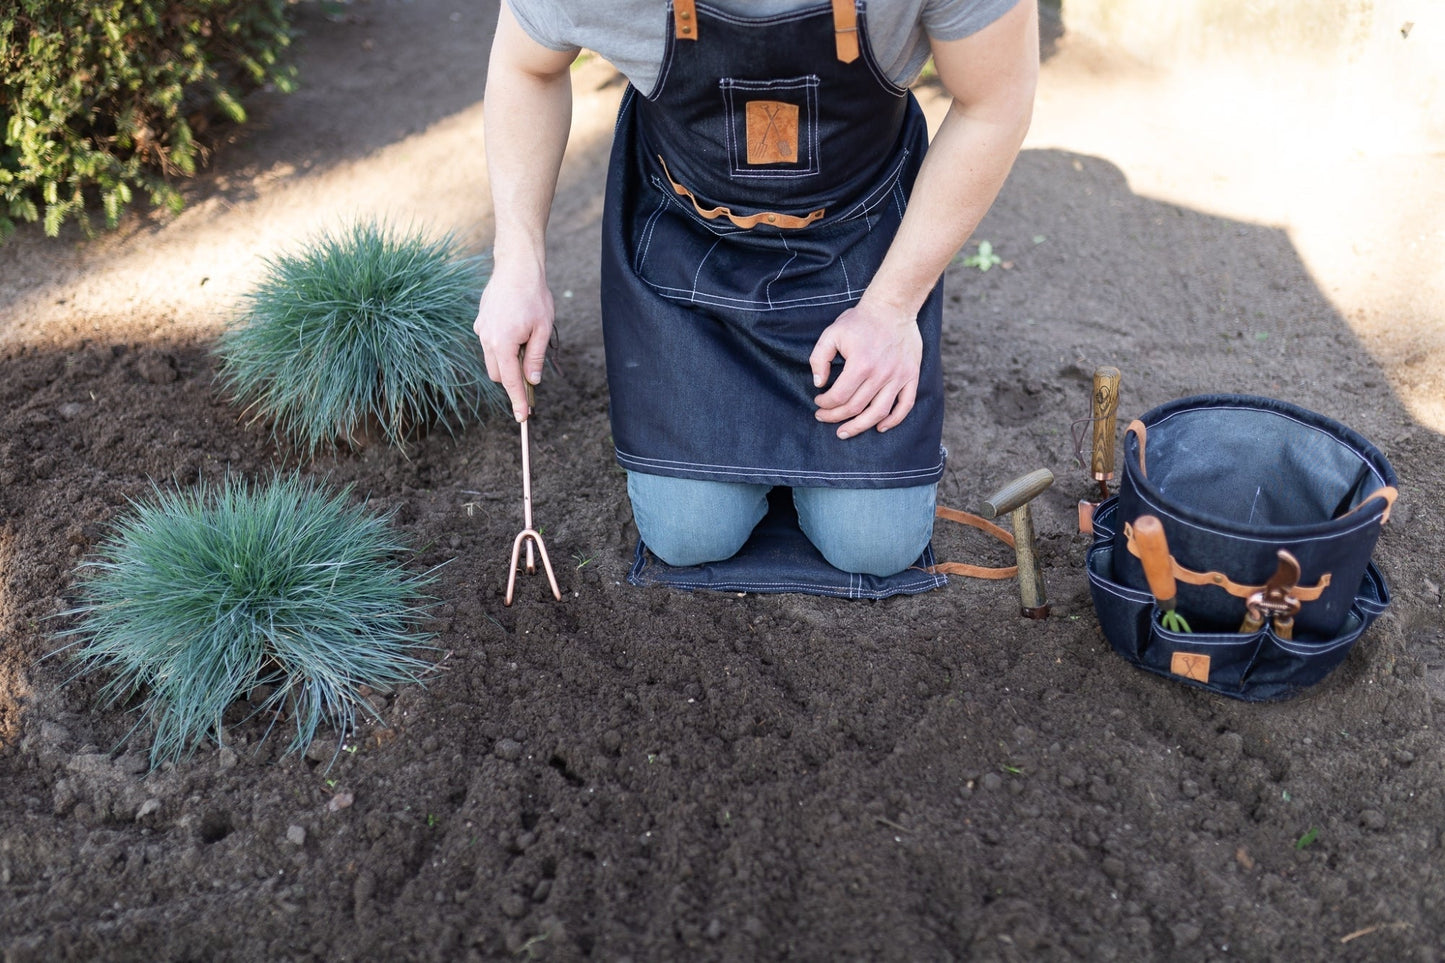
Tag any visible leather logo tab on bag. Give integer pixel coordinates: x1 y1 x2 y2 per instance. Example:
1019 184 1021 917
745 100 800 165
1171 651 1212 683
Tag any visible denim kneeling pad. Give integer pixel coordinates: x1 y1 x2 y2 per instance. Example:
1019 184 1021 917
627 488 948 600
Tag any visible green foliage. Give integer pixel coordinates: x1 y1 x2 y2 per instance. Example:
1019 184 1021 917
1 0 297 240
56 473 438 768
958 239 1004 272
216 219 507 455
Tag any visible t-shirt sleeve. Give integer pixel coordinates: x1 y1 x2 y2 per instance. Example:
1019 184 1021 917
922 0 1022 42
504 0 582 53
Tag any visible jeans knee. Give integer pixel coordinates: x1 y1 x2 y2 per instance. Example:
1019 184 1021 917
795 484 937 577
627 473 769 567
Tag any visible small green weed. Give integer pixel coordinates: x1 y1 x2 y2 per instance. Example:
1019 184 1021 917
958 240 1003 272
55 473 439 768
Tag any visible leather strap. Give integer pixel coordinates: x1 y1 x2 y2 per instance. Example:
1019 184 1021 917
1125 419 1147 477
659 156 825 229
1340 485 1397 525
673 0 857 58
1130 418 1393 526
831 0 860 63
924 505 1017 580
1123 520 1332 601
673 0 697 40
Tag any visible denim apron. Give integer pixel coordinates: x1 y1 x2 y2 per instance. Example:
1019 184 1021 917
600 0 945 490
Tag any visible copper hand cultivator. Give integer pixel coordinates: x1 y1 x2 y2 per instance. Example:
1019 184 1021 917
504 381 561 606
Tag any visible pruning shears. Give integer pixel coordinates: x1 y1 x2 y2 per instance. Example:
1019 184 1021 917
1239 550 1303 639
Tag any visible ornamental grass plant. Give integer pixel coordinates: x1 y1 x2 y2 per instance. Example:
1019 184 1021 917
57 473 438 768
216 219 504 456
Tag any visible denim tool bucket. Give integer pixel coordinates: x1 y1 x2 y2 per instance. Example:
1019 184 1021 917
1087 395 1398 701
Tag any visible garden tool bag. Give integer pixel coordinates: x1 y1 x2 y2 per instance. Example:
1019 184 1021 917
1087 394 1397 701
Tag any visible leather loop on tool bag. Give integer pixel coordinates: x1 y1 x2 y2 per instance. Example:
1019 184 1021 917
1339 485 1398 525
925 505 1018 580
659 156 825 229
1129 418 1395 528
673 0 697 40
831 0 860 62
1125 419 1148 477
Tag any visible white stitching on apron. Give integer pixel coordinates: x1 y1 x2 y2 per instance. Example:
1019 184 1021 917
634 194 670 274
616 445 946 480
692 237 722 301
766 235 800 308
645 286 860 310
718 76 821 178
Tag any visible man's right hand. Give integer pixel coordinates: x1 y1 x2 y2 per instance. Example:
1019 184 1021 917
474 261 554 422
475 4 578 422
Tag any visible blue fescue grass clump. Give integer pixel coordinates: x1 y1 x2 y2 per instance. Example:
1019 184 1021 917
216 219 505 456
56 473 439 768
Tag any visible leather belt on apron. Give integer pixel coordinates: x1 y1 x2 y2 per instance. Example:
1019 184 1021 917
658 156 825 230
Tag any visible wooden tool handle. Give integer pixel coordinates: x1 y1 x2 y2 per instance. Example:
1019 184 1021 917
982 468 1055 519
517 347 536 411
1132 515 1177 605
1089 366 1121 481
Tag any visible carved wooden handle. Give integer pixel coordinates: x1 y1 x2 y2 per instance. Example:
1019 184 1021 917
1089 366 1121 481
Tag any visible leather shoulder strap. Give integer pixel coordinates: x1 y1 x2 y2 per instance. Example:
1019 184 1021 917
831 0 859 62
674 0 697 40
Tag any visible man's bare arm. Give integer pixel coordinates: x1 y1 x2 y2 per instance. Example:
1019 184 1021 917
810 0 1039 438
474 4 579 421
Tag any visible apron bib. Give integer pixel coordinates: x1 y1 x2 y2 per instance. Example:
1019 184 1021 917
600 0 945 489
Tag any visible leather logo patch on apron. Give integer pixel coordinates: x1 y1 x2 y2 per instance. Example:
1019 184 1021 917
719 76 820 177
745 100 799 165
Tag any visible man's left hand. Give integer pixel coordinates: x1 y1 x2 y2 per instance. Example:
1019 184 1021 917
809 297 922 439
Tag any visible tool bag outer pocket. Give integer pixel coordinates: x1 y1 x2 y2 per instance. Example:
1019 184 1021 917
1088 498 1391 701
1111 394 1396 640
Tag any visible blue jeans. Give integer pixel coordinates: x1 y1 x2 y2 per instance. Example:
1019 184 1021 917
627 472 937 577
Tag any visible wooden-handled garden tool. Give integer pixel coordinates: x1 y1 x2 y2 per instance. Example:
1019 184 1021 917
1239 550 1302 639
504 378 561 606
1132 514 1192 632
980 467 1055 619
1078 365 1121 534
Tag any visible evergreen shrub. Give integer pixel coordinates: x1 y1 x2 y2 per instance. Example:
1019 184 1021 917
1 0 296 240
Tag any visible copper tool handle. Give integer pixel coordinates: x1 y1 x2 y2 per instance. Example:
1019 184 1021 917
1133 515 1178 606
1089 366 1121 482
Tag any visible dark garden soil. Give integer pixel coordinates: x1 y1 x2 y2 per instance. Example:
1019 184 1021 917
3 2 1444 960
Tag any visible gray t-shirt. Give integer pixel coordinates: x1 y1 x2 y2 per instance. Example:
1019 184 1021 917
506 0 1020 96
